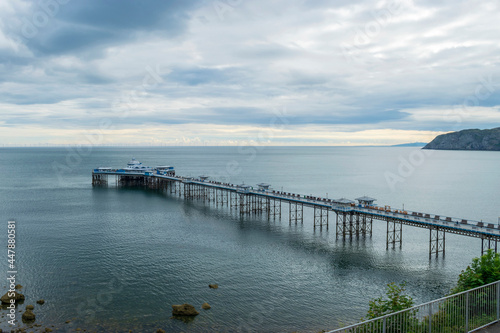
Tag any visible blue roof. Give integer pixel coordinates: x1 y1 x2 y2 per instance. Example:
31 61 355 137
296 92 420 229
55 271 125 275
355 196 376 202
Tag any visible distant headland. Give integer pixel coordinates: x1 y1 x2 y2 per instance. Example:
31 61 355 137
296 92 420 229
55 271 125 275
391 142 427 147
423 127 500 151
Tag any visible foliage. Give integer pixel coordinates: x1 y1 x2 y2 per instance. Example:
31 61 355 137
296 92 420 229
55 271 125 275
354 252 500 333
366 282 415 319
451 249 500 294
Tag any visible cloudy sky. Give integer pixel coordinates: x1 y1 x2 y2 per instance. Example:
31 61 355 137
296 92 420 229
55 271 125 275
1 0 499 146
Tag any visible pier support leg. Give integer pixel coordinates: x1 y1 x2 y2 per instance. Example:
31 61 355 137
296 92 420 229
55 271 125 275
92 174 108 186
249 195 257 214
336 213 349 238
183 183 190 199
386 219 402 249
297 202 303 223
216 189 222 207
361 214 372 237
208 188 215 205
262 197 269 213
223 190 228 207
354 213 361 236
336 212 371 238
314 206 328 229
269 199 281 219
289 202 303 224
230 192 238 210
429 227 445 257
239 193 249 215
252 196 264 214
482 237 498 255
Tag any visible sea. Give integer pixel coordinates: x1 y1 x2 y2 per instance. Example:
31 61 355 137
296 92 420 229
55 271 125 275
0 146 499 332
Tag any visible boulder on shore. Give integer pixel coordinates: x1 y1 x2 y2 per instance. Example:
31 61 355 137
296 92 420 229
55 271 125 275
172 303 199 316
22 305 36 322
1 291 25 304
208 284 218 289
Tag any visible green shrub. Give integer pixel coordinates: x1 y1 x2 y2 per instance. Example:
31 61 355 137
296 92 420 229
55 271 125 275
451 249 500 294
366 282 414 319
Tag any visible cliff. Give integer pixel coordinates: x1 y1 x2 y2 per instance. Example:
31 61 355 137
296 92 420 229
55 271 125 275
423 127 500 151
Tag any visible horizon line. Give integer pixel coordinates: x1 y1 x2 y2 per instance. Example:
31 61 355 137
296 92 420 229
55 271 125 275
0 143 428 148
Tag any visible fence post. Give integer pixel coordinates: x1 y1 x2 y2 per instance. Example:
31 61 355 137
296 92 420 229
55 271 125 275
465 292 469 333
383 317 386 333
497 282 500 321
429 303 432 333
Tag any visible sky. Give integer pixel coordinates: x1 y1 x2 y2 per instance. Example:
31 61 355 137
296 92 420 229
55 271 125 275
1 0 499 146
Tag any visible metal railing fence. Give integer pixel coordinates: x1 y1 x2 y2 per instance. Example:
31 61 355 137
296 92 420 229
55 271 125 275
328 281 500 333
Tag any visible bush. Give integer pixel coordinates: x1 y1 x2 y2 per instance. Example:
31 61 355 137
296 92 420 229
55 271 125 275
361 282 418 332
451 249 500 294
366 282 414 319
355 252 500 332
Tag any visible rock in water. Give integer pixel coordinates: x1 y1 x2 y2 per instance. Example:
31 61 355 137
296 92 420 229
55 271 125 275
37 299 45 305
208 284 218 289
15 284 23 289
1 291 25 304
22 305 36 322
172 303 200 316
202 302 211 310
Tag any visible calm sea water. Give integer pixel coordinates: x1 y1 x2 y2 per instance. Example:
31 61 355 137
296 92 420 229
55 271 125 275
0 146 499 332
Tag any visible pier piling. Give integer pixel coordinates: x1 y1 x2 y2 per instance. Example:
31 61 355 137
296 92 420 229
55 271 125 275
429 227 445 257
386 219 402 249
289 202 303 224
314 206 328 229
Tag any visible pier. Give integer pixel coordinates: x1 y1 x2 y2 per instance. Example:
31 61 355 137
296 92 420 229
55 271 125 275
92 160 500 258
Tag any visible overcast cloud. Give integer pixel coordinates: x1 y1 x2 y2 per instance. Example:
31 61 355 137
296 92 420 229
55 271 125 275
1 0 499 145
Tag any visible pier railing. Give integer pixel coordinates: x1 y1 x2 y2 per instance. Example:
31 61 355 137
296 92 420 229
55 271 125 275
328 280 500 333
355 207 500 238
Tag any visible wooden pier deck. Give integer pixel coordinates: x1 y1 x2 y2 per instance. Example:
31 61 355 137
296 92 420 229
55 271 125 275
92 168 500 257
